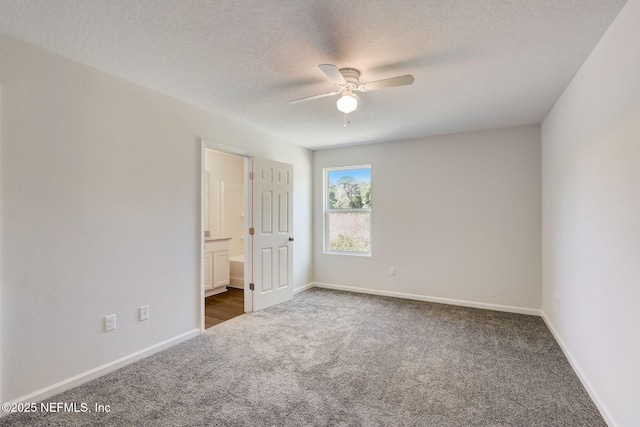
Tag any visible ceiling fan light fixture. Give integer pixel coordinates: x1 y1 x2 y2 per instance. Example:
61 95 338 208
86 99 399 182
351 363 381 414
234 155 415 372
336 92 358 113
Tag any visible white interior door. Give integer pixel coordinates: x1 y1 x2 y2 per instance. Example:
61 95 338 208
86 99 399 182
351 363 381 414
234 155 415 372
251 158 294 311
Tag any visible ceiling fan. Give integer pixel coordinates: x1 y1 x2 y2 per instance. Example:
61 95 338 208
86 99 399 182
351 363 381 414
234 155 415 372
289 64 415 114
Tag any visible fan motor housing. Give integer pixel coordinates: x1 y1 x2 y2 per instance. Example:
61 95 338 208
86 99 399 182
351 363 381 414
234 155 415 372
339 68 360 85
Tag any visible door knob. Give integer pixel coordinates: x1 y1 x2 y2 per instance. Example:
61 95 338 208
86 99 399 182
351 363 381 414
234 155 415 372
289 237 294 242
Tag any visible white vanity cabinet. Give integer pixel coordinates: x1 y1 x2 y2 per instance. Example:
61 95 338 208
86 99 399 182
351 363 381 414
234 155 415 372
204 238 230 294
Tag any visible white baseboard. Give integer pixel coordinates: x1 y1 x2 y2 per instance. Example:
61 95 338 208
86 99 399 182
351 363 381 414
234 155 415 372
3 329 200 412
293 282 315 294
311 282 542 316
540 312 617 427
205 287 227 297
229 277 244 289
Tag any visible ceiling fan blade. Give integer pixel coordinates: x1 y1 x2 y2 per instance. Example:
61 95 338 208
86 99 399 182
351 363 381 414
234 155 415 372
318 64 347 84
288 90 341 104
359 74 415 91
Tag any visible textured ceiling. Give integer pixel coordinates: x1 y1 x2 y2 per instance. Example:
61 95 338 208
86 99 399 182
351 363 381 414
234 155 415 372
0 0 627 149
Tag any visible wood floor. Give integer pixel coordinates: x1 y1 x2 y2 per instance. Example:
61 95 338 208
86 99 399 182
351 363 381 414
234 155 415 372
205 288 245 329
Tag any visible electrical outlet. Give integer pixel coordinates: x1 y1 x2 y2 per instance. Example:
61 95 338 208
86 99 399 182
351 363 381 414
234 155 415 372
105 314 116 331
139 305 150 321
389 267 397 276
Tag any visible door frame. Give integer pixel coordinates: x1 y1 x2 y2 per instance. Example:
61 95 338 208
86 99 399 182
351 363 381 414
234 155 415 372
200 138 254 333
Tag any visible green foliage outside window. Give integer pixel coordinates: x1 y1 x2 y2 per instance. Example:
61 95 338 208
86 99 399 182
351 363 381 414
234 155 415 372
326 167 371 253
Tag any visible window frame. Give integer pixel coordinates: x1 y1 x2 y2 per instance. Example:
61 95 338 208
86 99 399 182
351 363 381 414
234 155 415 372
323 165 372 256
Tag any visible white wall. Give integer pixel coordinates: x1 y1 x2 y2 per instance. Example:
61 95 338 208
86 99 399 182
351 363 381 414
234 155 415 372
541 0 640 425
204 150 245 255
0 33 313 403
313 125 541 312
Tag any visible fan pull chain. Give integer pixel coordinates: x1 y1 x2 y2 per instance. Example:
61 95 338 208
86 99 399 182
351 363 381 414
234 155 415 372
343 113 350 128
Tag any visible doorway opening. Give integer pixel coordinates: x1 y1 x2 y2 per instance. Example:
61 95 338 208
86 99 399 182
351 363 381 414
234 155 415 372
200 140 295 331
201 144 252 330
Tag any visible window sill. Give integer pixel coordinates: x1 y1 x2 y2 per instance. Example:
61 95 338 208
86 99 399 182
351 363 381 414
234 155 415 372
323 251 371 257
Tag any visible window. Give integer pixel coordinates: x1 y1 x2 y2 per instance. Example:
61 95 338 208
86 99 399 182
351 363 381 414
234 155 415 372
324 166 371 255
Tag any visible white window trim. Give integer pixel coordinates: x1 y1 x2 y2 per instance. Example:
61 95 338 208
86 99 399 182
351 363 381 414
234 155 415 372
323 165 372 256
